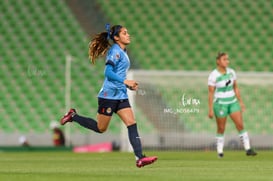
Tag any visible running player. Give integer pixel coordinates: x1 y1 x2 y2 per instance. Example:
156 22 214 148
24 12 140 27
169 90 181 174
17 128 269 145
60 24 157 167
208 52 257 158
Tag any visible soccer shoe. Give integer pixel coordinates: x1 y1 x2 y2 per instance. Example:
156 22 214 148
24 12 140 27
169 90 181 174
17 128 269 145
60 108 76 125
246 149 257 156
218 153 224 158
136 156 157 168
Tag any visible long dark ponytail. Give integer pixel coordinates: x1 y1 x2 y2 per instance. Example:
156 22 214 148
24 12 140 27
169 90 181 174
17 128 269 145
88 25 123 64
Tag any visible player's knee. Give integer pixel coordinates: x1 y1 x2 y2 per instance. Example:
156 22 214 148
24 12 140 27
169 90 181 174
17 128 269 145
98 126 107 133
125 120 136 127
217 127 225 133
99 128 107 133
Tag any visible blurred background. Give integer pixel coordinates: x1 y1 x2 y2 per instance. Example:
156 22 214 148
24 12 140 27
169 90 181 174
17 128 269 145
0 0 272 151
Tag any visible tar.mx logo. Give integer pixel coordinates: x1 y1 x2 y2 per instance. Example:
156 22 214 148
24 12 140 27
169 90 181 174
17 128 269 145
181 93 200 107
164 93 201 114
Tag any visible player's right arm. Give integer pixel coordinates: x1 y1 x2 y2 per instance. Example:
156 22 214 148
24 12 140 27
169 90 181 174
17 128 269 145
208 71 216 119
124 80 138 91
208 85 215 119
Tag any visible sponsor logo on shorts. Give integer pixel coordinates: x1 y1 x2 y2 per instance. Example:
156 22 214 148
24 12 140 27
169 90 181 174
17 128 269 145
106 107 112 114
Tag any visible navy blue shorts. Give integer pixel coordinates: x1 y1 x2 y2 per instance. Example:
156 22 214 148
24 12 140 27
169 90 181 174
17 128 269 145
97 98 131 116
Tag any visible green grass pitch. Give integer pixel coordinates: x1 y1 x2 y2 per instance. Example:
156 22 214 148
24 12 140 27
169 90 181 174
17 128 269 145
0 151 273 181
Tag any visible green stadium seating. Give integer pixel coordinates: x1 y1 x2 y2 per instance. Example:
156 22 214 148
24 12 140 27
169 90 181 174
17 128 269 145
95 0 273 135
1 0 272 137
97 0 272 71
0 0 106 134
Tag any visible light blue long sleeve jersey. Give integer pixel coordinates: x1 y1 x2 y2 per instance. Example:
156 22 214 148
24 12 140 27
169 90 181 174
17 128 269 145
98 43 130 100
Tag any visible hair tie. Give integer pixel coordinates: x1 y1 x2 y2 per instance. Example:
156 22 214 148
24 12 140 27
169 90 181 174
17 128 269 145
105 23 111 40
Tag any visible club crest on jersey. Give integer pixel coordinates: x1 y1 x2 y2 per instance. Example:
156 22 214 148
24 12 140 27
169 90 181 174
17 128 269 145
115 53 120 59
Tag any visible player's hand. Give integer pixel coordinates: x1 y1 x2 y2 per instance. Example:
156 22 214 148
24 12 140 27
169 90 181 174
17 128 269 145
124 80 138 91
240 102 246 112
208 109 214 119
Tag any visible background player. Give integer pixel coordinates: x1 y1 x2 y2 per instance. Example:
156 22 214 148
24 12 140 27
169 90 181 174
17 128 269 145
208 52 257 157
60 24 157 167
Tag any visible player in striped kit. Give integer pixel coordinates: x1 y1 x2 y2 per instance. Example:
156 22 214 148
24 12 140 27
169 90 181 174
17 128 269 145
208 52 257 157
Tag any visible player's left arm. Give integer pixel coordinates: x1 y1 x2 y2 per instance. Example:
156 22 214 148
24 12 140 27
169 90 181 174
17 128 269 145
233 80 245 112
104 65 138 91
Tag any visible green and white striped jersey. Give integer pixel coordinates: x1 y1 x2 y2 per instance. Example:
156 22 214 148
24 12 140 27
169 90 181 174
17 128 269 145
208 67 237 104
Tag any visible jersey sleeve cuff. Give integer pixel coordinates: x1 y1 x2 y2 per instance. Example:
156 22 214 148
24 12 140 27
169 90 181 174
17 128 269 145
105 60 115 67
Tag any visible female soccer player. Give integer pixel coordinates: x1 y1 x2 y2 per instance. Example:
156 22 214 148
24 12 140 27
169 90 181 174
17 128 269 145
60 24 157 167
208 52 257 158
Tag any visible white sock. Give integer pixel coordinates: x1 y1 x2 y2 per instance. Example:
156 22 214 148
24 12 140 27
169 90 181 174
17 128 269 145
239 130 250 150
216 134 224 154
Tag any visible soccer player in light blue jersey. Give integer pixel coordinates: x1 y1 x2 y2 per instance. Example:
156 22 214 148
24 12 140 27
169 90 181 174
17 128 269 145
60 24 157 167
208 52 257 158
